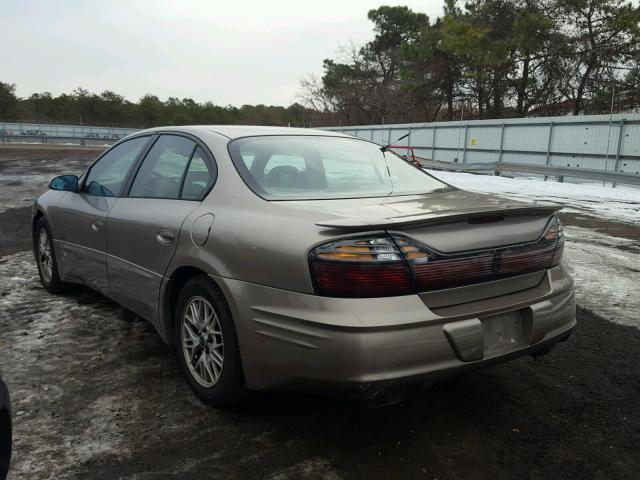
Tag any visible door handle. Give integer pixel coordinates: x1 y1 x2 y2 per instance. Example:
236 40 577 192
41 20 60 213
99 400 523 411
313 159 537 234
91 220 104 231
156 228 175 245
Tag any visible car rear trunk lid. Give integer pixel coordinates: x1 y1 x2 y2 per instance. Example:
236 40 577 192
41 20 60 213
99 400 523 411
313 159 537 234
288 190 564 304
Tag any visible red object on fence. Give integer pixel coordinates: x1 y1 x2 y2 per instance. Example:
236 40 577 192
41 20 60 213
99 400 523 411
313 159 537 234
386 145 420 166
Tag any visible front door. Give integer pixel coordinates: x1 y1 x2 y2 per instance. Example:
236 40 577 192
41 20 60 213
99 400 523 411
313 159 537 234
49 136 150 292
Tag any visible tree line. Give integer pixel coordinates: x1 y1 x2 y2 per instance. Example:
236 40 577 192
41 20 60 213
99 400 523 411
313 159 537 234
2 0 639 129
300 0 640 125
0 83 318 128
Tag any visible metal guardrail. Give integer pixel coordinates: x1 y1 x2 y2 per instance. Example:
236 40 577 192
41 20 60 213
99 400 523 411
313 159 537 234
0 122 139 140
418 158 640 187
0 134 118 147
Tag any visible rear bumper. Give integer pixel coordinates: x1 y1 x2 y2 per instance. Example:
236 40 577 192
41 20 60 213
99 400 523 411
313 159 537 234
214 265 576 397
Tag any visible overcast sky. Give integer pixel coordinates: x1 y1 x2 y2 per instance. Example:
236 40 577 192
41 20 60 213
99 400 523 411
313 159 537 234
3 0 443 106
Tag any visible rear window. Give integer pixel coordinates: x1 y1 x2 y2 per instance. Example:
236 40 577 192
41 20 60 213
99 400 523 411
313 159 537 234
228 135 449 200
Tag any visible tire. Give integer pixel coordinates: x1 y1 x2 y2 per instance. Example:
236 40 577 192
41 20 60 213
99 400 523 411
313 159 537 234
174 275 247 406
0 380 11 480
33 217 69 294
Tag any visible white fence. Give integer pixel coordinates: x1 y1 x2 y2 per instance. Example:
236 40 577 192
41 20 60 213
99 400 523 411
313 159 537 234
325 113 640 184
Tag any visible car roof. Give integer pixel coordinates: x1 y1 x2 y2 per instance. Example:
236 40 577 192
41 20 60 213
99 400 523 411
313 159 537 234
135 125 350 140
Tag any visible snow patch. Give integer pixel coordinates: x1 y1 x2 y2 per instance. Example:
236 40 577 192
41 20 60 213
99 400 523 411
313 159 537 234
563 226 640 328
268 458 342 480
426 169 640 224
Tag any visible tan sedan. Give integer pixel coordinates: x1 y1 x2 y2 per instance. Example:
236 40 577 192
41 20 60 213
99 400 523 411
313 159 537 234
32 126 575 406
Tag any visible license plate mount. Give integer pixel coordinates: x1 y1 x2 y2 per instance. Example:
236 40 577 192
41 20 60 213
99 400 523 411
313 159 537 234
482 311 524 358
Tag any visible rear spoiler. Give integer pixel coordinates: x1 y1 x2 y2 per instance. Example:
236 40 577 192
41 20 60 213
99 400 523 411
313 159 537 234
315 204 562 230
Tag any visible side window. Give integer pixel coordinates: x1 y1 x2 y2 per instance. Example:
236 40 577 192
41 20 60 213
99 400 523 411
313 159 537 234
181 147 215 200
129 135 196 199
83 136 148 197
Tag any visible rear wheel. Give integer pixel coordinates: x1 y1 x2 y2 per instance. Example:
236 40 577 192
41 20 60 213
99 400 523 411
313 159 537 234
33 218 69 294
174 276 247 406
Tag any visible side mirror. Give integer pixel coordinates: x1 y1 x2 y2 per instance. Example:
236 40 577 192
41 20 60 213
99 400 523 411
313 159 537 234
49 175 79 192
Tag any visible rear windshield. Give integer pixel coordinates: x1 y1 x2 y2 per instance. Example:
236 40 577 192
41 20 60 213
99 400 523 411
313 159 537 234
227 135 449 200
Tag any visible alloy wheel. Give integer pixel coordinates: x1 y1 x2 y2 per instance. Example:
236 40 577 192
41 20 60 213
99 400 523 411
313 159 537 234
181 296 224 387
37 228 53 284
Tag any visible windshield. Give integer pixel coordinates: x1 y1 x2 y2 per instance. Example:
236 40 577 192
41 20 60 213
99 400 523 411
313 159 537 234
228 135 450 200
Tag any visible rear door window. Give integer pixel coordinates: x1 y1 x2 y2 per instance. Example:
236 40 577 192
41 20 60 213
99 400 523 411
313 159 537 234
129 135 196 199
181 147 215 200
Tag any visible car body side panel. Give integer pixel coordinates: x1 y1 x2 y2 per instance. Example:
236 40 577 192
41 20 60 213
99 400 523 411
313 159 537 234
32 190 67 236
106 197 199 321
47 191 116 292
167 204 354 294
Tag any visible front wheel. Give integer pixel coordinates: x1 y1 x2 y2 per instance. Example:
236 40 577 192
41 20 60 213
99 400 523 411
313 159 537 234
174 276 247 406
33 218 69 294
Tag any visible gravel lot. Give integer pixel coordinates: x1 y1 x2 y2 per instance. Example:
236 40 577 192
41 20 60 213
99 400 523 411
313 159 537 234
1 146 639 480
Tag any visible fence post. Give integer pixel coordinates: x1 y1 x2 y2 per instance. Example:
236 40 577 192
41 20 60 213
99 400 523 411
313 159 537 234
545 122 553 165
498 124 505 163
462 125 468 163
431 127 436 161
545 121 554 181
612 119 625 188
495 124 505 176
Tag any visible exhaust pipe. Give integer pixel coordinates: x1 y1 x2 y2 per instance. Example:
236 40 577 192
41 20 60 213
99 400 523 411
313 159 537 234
366 387 407 409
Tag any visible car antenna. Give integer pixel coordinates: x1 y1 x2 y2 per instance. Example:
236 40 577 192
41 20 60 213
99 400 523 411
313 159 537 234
379 132 410 153
379 120 436 153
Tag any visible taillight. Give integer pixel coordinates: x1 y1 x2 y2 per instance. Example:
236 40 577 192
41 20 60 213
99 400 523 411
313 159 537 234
393 216 565 291
547 217 565 267
309 216 565 297
309 237 414 297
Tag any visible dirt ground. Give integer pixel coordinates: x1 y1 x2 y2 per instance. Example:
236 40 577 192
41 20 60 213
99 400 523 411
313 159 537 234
0 147 639 480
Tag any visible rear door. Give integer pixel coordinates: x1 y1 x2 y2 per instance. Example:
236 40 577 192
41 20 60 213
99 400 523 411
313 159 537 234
50 135 150 291
106 134 217 320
